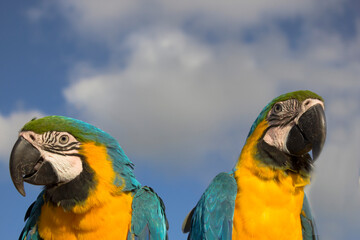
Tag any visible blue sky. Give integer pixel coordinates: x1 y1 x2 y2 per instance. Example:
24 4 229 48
1 0 360 239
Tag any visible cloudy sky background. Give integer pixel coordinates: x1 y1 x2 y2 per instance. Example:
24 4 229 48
1 0 360 239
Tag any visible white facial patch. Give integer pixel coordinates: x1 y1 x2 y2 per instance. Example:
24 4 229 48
263 124 293 153
19 131 83 184
40 150 83 183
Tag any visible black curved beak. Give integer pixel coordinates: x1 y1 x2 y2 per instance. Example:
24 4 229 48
286 104 326 161
9 137 59 196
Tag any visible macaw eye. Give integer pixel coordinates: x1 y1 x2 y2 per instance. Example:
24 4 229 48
273 103 283 113
59 135 69 144
29 134 36 141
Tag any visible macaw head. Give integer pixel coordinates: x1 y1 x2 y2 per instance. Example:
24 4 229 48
244 90 326 176
9 116 140 209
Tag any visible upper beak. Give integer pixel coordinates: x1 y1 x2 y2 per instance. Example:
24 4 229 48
286 104 326 161
9 137 59 196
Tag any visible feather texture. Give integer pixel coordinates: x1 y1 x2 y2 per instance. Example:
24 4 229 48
301 194 319 240
130 187 168 240
19 191 44 240
185 173 237 240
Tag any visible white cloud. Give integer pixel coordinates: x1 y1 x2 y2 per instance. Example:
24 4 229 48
28 0 345 43
0 110 44 162
64 28 277 171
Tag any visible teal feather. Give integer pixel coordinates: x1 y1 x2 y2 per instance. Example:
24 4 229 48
301 194 319 240
130 186 168 240
19 191 44 240
185 172 237 240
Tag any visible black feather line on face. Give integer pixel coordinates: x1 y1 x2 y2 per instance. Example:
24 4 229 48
43 145 80 155
44 155 96 210
267 99 301 127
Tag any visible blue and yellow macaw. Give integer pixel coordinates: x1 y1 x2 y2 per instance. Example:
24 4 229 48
9 116 168 240
183 90 326 240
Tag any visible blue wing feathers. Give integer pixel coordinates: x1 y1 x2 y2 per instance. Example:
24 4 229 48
131 186 168 240
301 194 319 240
185 172 237 240
19 191 44 240
24 201 36 222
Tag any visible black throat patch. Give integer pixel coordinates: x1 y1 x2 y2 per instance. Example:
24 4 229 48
257 139 313 176
44 156 96 211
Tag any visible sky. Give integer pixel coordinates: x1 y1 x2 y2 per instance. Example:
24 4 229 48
1 0 360 239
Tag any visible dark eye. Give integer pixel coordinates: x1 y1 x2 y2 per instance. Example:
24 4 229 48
273 103 283 113
59 135 69 144
30 134 36 141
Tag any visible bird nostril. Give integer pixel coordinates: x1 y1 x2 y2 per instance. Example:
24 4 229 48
30 135 35 141
304 100 311 107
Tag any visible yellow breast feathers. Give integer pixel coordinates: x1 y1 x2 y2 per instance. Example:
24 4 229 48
37 143 133 240
232 121 309 240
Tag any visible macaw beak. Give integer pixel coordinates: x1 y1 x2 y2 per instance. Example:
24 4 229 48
9 137 59 196
286 104 326 161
